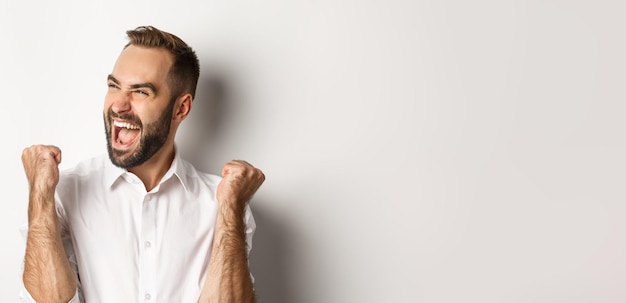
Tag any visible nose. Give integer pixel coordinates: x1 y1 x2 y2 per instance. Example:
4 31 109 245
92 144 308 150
110 91 132 114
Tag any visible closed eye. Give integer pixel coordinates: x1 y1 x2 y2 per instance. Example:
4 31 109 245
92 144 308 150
133 90 150 96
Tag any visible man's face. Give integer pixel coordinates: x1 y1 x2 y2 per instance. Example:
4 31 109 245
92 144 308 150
103 45 176 169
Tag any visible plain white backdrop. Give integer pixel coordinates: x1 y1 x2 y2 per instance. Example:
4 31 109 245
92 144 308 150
1 0 625 302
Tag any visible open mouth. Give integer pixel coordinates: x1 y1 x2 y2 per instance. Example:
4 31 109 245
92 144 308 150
112 119 141 150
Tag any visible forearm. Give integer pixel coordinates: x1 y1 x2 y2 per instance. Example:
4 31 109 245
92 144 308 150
23 191 77 303
199 203 255 303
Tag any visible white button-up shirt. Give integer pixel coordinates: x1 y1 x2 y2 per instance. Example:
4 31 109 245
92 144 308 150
20 153 255 302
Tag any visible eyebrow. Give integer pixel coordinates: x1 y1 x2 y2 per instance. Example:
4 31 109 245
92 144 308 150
107 74 158 94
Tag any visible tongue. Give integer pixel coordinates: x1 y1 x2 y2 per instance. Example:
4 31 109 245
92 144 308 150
118 128 139 145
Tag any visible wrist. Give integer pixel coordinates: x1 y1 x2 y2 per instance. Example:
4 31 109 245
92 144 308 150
30 182 56 198
218 195 246 213
218 202 245 221
28 190 57 220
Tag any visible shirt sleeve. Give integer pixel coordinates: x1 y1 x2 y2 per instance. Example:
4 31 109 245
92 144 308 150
244 204 256 256
19 196 84 303
19 285 80 303
243 205 256 284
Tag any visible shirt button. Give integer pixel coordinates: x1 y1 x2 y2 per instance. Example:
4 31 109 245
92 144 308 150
146 195 152 201
145 293 151 300
145 241 152 248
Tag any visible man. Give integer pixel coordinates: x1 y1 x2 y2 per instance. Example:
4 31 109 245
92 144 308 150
20 26 264 303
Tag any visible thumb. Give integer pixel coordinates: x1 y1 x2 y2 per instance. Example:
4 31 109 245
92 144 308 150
46 145 62 164
52 150 62 164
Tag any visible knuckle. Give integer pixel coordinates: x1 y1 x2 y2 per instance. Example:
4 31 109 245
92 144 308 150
33 145 45 154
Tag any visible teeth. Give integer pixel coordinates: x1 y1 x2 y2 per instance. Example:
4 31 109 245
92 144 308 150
113 120 140 130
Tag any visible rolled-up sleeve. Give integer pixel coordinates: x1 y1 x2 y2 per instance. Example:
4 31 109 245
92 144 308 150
243 205 256 284
20 286 80 303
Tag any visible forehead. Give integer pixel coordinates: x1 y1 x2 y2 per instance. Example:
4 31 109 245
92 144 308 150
111 45 174 86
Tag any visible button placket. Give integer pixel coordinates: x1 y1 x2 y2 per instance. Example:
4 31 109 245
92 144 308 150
140 194 157 301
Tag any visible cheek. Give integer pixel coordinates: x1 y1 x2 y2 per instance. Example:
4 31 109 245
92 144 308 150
104 90 117 109
138 101 171 122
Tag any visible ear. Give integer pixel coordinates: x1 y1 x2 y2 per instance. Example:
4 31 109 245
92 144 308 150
173 93 193 122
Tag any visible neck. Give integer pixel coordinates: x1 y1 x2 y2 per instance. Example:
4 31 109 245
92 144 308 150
129 141 176 192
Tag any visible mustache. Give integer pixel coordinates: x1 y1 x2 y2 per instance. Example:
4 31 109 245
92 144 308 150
107 109 143 127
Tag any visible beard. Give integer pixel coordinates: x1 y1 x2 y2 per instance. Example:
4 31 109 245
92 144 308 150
104 99 176 169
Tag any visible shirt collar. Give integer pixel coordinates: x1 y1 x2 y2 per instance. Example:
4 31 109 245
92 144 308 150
104 150 191 193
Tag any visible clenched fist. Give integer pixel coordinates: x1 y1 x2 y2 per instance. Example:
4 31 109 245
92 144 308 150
22 145 62 196
217 160 265 211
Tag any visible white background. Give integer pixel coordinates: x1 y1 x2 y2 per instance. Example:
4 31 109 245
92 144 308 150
1 0 625 302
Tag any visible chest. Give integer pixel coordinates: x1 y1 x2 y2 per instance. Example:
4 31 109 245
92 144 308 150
63 183 218 301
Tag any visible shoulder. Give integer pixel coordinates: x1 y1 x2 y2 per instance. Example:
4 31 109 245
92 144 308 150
54 154 108 212
57 154 107 189
60 154 106 177
176 158 222 189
